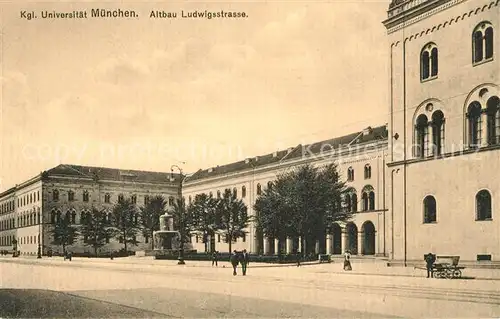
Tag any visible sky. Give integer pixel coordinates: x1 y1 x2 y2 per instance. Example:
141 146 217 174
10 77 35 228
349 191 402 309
0 0 391 192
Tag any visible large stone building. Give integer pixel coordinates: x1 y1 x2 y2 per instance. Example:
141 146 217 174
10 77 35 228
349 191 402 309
384 0 499 264
1 0 498 264
0 165 180 255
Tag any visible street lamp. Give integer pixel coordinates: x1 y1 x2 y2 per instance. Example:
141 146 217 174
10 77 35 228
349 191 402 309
171 164 186 265
37 208 42 259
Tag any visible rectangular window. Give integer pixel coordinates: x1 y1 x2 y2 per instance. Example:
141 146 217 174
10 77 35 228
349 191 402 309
217 234 221 243
477 254 491 261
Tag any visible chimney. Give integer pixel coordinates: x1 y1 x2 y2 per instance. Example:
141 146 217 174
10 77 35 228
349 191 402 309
363 126 373 136
287 147 293 154
245 158 250 164
254 156 259 161
272 151 278 158
208 167 213 173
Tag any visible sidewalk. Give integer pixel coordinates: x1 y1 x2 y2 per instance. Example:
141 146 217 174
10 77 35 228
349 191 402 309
4 255 500 281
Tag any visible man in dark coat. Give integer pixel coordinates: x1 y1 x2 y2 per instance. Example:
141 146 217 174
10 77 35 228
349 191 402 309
424 253 436 278
241 249 250 276
230 250 239 276
212 251 219 267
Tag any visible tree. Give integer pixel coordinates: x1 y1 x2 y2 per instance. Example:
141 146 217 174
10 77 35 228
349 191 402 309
81 207 113 256
111 197 140 253
216 189 250 254
50 215 79 256
254 176 296 256
188 193 218 253
140 195 167 250
170 197 194 263
255 163 350 256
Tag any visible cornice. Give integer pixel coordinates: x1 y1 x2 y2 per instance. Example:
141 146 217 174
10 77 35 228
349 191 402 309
185 141 388 188
388 0 498 45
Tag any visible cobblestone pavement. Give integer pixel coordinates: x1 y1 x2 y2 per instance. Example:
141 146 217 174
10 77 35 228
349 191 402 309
1 257 500 318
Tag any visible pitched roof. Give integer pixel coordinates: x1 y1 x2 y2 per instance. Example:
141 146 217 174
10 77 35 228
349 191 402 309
187 125 388 182
45 164 180 184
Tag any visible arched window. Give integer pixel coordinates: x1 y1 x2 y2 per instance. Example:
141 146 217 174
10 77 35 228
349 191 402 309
486 96 500 145
473 22 494 64
217 190 221 198
476 190 492 220
431 111 445 155
345 194 352 212
467 102 482 148
241 186 246 198
362 193 369 211
68 191 74 201
267 181 273 190
50 210 56 224
83 190 89 202
104 193 111 203
56 210 61 223
415 114 429 158
369 192 375 210
65 211 71 222
351 193 358 212
423 195 437 223
233 188 237 197
118 194 124 203
144 195 150 205
364 164 371 179
257 184 262 196
168 196 175 206
53 190 59 201
347 167 354 182
131 195 137 204
421 43 438 81
71 210 76 224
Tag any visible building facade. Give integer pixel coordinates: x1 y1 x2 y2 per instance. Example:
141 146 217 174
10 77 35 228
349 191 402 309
183 126 388 256
384 0 500 263
0 164 180 255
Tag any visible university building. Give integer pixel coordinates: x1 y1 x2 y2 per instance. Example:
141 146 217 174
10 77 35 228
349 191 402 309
0 0 498 264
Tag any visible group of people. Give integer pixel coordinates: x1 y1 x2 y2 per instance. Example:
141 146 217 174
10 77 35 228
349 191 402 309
211 250 250 276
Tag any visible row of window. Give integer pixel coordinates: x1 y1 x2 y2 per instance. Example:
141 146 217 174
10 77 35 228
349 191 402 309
51 190 177 206
0 200 15 214
0 235 15 246
420 22 494 81
423 190 492 223
414 95 500 158
345 187 376 212
346 164 372 182
49 209 140 226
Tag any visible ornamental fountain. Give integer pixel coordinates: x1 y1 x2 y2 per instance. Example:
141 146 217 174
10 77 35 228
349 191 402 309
153 212 180 252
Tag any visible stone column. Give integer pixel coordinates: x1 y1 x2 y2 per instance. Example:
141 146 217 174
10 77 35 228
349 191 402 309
298 237 303 252
326 234 333 255
341 231 347 253
263 237 270 255
286 237 293 254
428 124 434 156
482 112 488 147
315 240 320 254
358 232 364 255
274 239 279 255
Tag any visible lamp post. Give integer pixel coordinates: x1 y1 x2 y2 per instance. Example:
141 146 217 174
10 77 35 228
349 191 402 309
171 164 186 265
37 209 42 259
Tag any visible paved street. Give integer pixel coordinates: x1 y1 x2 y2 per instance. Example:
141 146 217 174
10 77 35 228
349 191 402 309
1 257 500 318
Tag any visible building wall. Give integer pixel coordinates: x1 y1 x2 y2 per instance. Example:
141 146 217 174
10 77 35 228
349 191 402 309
41 176 179 255
184 141 388 255
387 0 500 262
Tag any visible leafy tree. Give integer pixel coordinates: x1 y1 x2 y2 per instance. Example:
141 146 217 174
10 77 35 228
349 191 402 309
111 197 140 253
254 176 296 255
188 193 218 253
140 195 167 250
255 163 350 256
81 207 113 256
50 215 79 256
216 189 250 254
170 197 194 263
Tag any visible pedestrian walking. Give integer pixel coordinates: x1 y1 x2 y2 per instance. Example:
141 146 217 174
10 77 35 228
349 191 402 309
424 252 436 278
241 249 249 276
212 251 219 267
296 251 301 267
230 250 239 276
343 250 352 271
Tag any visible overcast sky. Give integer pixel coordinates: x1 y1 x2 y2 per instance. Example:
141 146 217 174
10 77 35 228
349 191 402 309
0 0 391 192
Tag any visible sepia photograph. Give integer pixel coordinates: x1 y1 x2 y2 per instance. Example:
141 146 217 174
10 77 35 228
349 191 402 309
0 0 499 317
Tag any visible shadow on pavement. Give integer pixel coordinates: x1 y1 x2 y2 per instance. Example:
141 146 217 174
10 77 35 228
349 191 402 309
0 289 168 318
